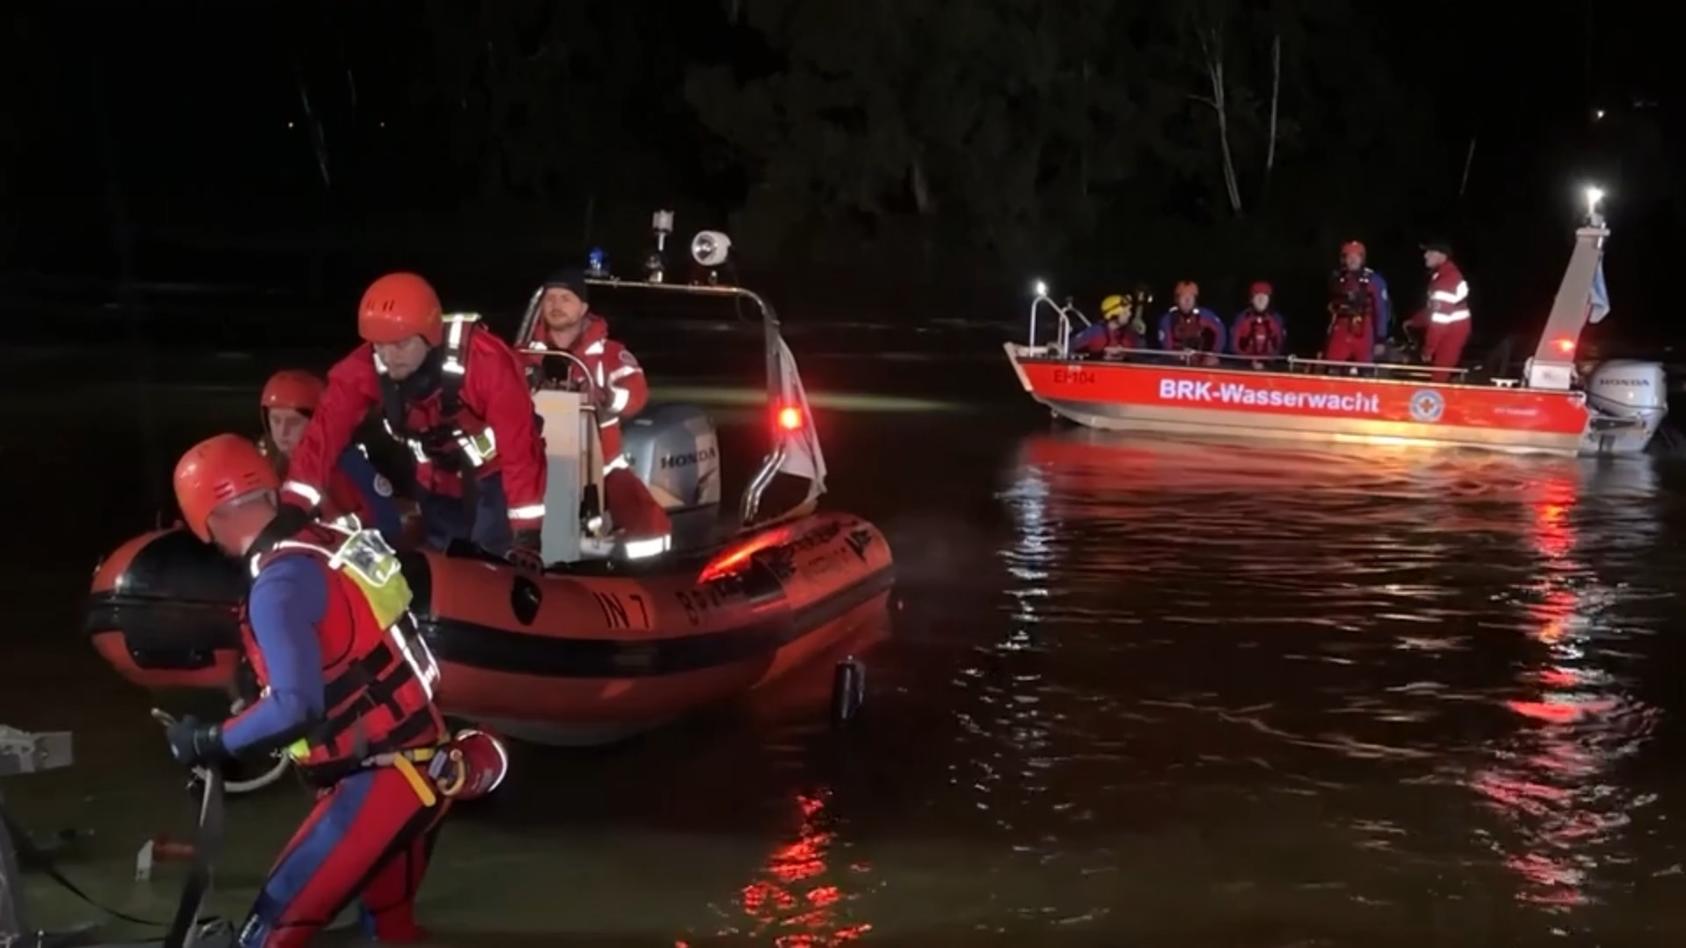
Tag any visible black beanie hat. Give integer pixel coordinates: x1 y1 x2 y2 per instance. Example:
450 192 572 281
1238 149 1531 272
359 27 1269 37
542 268 590 302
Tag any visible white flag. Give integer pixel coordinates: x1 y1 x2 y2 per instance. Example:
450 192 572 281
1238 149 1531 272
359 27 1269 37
774 337 827 496
1588 260 1612 324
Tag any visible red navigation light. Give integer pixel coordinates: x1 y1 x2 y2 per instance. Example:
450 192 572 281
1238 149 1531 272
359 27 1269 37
1554 337 1576 355
777 405 804 432
695 525 793 584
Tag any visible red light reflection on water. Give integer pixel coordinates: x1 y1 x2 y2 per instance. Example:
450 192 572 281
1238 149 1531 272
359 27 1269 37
732 790 872 946
1466 475 1653 912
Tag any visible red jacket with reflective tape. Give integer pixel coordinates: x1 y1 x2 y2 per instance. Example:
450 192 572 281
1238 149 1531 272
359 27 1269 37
1411 261 1471 328
525 315 648 467
284 326 548 533
237 521 445 781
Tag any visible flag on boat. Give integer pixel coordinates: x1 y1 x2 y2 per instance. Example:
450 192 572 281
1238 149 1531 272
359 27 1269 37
1588 259 1612 323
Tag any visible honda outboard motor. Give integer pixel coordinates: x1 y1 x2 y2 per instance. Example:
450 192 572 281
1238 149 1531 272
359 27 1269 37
1582 360 1667 455
624 404 721 511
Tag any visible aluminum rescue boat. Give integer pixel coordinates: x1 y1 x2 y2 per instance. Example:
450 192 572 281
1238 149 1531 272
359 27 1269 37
1005 199 1665 457
85 230 895 746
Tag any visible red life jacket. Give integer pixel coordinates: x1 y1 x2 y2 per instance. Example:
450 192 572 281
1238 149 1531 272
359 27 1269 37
1328 270 1377 335
379 314 500 474
242 520 445 781
1171 312 1207 349
1235 313 1280 356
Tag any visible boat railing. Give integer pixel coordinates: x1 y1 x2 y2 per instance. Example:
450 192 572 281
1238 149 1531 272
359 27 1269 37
1027 293 1090 353
519 347 602 403
1043 344 1472 380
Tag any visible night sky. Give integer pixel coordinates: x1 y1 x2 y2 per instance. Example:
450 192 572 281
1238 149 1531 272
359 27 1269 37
2 1 1678 352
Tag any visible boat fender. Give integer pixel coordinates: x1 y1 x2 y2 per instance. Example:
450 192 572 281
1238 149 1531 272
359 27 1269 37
434 730 509 801
830 657 866 727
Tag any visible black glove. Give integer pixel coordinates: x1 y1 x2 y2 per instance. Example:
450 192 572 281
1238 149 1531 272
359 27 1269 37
508 530 545 576
165 715 228 767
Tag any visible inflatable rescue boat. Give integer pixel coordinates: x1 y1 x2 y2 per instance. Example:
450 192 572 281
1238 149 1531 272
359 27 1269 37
85 231 895 745
1006 191 1666 456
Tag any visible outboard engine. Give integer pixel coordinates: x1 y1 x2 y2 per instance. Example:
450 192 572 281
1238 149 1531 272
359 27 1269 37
1582 359 1667 455
624 404 721 510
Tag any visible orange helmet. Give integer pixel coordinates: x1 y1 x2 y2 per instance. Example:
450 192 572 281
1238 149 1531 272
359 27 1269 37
1174 280 1199 297
259 370 325 413
1249 280 1273 297
358 272 443 347
173 434 279 542
1340 240 1366 259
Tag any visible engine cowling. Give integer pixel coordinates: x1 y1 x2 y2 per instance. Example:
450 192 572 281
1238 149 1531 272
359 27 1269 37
623 404 721 511
1587 360 1666 416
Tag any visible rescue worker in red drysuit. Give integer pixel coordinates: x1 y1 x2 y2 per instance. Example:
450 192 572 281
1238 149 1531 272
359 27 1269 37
259 370 403 541
1070 293 1146 355
524 269 671 559
1407 239 1473 382
163 434 465 947
1229 281 1287 366
1323 240 1393 365
1156 281 1227 365
280 273 547 571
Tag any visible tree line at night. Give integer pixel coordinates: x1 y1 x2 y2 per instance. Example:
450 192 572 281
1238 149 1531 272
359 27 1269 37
2 1 1676 343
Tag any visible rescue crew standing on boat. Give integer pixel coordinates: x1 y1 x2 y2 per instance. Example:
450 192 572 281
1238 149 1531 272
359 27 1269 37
1071 293 1146 354
164 433 456 948
525 269 671 559
258 370 402 542
1229 281 1287 364
1323 240 1392 364
280 273 547 569
1157 281 1227 363
1407 239 1473 381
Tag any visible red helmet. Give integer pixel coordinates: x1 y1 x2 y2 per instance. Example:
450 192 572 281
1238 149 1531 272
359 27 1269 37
173 434 279 542
358 273 443 347
259 370 325 413
1340 240 1366 259
1174 280 1199 297
1249 280 1273 297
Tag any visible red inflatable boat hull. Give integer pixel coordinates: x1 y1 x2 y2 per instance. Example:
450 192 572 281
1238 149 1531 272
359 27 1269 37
85 513 894 744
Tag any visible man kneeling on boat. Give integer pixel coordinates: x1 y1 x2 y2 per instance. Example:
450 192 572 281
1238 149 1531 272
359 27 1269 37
165 434 471 947
279 273 549 572
1156 281 1227 366
525 269 672 560
1070 293 1146 356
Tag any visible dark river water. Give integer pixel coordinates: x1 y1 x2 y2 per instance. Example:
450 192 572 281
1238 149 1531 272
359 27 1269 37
3 345 1685 946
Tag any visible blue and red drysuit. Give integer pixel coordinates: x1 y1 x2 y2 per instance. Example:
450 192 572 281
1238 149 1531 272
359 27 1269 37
284 445 402 541
184 521 450 947
1070 320 1145 354
1324 267 1392 363
1157 307 1228 354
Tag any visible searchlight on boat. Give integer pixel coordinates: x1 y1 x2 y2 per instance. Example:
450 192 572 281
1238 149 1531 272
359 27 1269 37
1584 185 1606 224
1033 279 1049 299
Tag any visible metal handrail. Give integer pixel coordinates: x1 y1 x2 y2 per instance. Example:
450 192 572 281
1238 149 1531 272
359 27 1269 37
1031 344 1477 380
1285 355 1470 378
519 347 600 404
1027 293 1089 351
